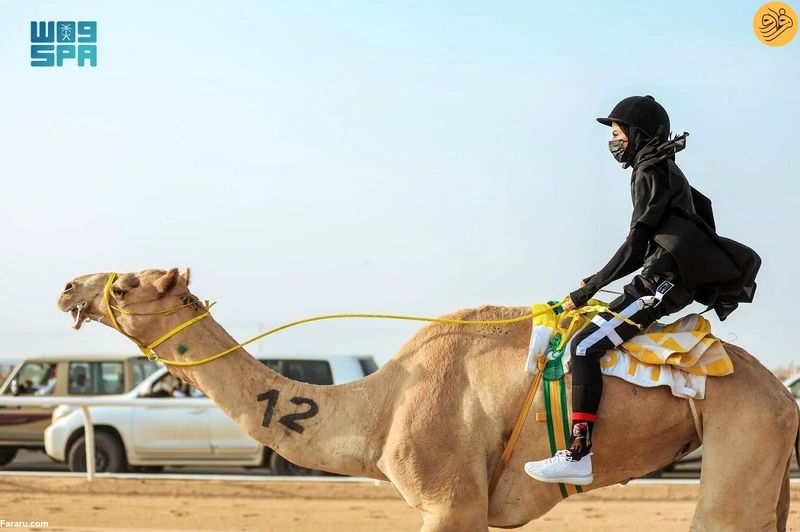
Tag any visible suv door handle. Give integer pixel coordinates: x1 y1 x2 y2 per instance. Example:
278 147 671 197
188 409 205 415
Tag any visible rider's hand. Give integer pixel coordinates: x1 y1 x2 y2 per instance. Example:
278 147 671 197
562 296 576 312
579 279 586 287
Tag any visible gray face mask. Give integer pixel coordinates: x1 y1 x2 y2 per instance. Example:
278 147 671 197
608 139 628 163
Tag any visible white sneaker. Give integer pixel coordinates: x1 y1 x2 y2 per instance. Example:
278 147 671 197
524 450 593 485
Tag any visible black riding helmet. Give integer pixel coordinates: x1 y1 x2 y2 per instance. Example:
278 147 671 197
597 95 671 167
597 95 670 143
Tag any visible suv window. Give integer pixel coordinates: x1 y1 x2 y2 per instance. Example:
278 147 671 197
131 358 160 387
68 361 125 395
261 360 333 385
789 379 800 399
142 373 204 398
358 357 378 376
5 362 57 395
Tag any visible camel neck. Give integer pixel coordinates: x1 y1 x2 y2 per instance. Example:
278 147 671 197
146 310 392 480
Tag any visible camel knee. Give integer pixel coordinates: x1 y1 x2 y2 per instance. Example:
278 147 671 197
420 506 488 532
415 481 489 532
691 512 778 532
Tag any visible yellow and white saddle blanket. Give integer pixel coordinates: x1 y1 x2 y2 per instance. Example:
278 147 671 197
525 301 733 399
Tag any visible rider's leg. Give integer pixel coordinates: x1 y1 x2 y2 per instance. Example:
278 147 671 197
525 274 692 484
568 296 657 459
570 274 696 452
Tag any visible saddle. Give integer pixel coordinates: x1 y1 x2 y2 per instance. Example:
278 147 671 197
524 301 733 399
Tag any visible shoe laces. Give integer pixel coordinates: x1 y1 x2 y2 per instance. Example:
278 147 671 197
546 450 575 464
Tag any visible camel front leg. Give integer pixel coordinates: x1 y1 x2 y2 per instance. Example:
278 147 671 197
393 469 490 532
383 437 490 532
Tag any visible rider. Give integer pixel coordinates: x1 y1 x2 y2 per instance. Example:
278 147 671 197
524 95 760 485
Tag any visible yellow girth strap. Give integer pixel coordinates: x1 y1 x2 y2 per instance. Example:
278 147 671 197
488 307 547 498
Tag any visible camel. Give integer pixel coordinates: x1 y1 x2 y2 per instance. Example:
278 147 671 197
57 268 799 531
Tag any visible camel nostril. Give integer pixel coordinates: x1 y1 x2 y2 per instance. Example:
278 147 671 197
64 282 75 292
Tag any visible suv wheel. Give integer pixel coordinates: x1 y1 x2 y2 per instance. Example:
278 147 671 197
269 452 320 476
67 432 126 473
0 447 18 467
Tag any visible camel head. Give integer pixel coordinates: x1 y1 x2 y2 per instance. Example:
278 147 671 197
57 268 193 334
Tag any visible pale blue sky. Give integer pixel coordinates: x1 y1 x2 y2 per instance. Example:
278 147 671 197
0 1 797 368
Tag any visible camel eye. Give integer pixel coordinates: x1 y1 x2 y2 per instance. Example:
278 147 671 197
112 286 125 297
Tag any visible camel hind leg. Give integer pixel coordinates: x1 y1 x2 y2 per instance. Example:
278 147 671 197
690 351 798 531
777 407 800 531
692 409 795 531
776 456 791 532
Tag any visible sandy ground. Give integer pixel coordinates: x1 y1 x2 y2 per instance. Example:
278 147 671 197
1 476 799 531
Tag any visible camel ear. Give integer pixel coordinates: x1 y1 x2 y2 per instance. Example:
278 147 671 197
155 268 179 295
181 268 191 286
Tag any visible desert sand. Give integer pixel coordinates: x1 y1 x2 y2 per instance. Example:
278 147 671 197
1 476 798 531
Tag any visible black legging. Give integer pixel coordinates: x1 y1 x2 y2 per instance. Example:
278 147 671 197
570 274 694 417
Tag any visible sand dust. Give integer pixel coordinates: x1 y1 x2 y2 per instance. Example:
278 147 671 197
1 476 798 531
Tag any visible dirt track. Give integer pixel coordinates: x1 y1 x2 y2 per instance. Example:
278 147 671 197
1 476 798 531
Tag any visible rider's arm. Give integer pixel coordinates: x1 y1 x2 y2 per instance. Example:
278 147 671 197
569 167 669 307
569 225 651 307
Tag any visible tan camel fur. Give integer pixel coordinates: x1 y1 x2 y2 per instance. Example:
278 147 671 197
58 268 800 531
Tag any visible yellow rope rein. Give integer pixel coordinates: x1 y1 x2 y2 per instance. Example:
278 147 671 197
103 272 637 368
103 273 570 366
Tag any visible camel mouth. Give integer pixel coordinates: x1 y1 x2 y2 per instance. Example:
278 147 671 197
69 303 89 330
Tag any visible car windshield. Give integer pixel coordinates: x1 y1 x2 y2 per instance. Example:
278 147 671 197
0 362 16 384
131 358 160 386
5 362 57 395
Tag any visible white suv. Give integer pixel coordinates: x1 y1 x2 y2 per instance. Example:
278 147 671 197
44 354 378 474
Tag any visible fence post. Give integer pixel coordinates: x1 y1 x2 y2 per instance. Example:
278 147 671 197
80 405 95 481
